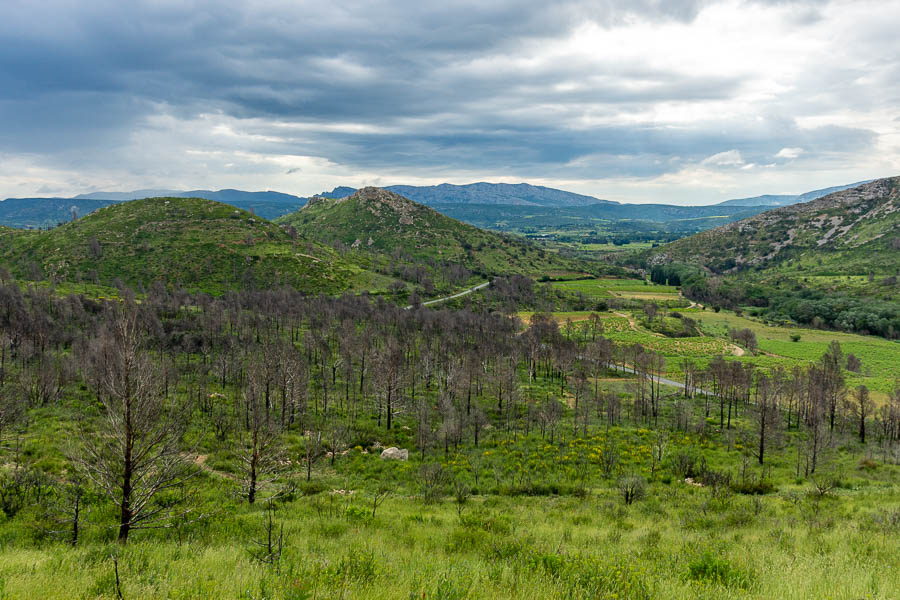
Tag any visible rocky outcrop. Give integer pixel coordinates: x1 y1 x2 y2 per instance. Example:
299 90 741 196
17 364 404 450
380 447 408 460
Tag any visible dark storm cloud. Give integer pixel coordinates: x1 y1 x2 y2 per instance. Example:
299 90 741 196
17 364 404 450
0 0 894 196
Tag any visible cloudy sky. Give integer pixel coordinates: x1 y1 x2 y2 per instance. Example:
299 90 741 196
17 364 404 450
2 0 899 204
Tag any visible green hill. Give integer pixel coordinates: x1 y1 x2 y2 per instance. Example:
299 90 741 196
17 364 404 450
278 187 592 282
0 197 387 295
640 178 900 336
647 177 900 278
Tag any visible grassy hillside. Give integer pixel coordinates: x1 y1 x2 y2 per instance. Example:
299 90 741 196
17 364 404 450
647 177 900 278
640 178 900 336
279 187 594 282
0 197 387 295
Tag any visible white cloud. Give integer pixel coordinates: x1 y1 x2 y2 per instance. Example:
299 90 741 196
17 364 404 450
701 149 745 167
776 147 805 159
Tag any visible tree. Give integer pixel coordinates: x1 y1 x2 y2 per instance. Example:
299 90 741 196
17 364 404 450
238 361 284 503
0 381 25 449
852 385 872 444
821 341 845 431
76 303 194 543
752 374 781 465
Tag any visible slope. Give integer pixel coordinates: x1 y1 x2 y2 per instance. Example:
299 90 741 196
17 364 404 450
278 187 593 282
641 178 900 336
0 197 386 295
647 177 900 275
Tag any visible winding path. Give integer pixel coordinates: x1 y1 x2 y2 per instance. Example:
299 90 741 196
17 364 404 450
605 362 714 397
405 281 490 310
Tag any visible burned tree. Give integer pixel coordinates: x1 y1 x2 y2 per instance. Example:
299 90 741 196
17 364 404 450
76 302 194 543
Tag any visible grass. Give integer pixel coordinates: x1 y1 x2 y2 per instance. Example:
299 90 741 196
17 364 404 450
693 310 900 394
1 426 897 599
0 197 375 296
551 278 679 300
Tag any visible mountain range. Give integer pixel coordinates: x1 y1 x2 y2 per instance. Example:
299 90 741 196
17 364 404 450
1 180 870 232
715 180 872 207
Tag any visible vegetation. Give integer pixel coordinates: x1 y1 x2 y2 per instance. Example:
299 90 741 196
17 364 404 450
638 178 900 337
279 187 605 296
0 197 386 296
0 278 896 598
0 180 898 599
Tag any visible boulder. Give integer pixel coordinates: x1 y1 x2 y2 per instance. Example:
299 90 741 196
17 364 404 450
380 447 408 460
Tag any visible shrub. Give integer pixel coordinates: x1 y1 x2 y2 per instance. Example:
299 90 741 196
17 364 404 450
331 548 378 585
732 479 775 495
344 505 370 523
530 554 651 599
459 509 511 535
420 463 449 504
618 475 647 505
446 527 489 554
299 480 329 496
858 457 878 471
686 552 753 589
424 572 473 600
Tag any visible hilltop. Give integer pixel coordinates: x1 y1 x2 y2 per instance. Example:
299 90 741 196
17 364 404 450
0 197 385 295
279 187 593 282
647 177 899 275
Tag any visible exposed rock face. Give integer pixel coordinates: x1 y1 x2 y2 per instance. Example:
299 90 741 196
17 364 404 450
380 447 408 460
353 187 418 225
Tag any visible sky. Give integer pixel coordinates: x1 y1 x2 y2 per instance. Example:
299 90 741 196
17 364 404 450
1 0 899 205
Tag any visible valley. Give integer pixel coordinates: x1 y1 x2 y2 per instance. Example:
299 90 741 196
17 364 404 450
0 180 896 599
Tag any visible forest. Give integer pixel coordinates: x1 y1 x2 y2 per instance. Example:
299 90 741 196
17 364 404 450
0 277 897 598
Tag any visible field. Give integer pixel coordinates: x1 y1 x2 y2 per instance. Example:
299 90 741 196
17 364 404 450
520 299 900 399
1 471 897 599
551 278 680 300
1 374 898 600
691 310 900 395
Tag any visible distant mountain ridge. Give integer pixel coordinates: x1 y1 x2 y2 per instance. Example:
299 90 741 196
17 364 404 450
715 181 872 207
2 189 307 227
1 179 878 230
314 182 616 207
74 188 305 203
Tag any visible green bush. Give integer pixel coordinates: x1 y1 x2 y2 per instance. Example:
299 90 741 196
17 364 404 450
732 479 775 495
330 548 378 585
344 505 370 523
686 551 753 589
